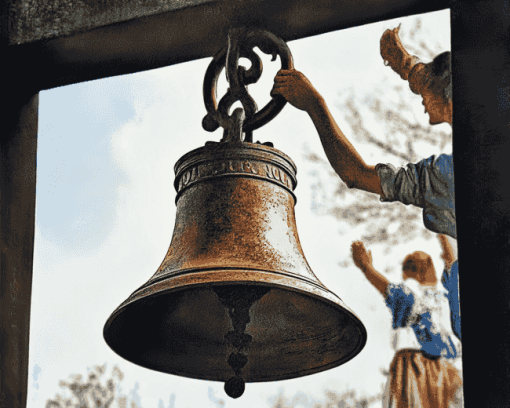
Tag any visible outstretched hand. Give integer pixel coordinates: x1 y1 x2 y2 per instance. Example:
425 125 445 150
271 69 323 112
438 234 455 266
351 241 373 270
380 25 419 80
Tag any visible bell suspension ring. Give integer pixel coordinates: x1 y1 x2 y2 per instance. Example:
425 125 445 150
202 27 294 145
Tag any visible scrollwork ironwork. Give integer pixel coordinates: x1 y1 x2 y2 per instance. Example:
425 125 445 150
202 28 294 143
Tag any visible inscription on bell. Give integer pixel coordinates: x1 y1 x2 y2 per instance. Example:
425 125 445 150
178 160 293 192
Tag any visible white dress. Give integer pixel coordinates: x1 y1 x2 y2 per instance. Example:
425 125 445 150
382 279 463 408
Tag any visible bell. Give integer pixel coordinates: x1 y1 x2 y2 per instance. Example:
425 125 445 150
103 141 367 397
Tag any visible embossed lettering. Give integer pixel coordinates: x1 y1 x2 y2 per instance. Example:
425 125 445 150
190 166 197 182
280 171 287 185
265 164 274 179
272 167 281 181
179 160 293 190
213 162 225 175
182 170 191 186
243 161 258 174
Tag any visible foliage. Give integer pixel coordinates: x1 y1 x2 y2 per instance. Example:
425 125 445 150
306 17 451 254
45 365 140 408
269 388 382 408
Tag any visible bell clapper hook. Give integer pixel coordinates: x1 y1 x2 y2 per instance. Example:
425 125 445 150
213 285 271 398
221 107 246 143
224 376 245 399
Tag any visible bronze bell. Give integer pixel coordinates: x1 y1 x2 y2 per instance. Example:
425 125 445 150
103 141 367 398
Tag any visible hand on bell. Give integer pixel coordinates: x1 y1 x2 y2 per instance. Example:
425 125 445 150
271 69 322 112
351 241 373 270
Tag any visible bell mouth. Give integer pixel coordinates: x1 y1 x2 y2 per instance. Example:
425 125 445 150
103 269 367 383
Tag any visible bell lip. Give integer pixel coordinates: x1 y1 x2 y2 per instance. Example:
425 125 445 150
139 266 324 293
103 269 367 383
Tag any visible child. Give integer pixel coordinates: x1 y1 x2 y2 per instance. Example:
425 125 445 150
351 241 462 407
271 27 455 239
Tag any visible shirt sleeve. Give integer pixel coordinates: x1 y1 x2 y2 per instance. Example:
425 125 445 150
441 259 461 340
385 283 415 329
376 161 424 207
376 154 456 238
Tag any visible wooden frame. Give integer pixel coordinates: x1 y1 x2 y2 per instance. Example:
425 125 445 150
1 1 508 406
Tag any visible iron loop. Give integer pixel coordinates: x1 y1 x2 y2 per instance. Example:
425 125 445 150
202 28 294 137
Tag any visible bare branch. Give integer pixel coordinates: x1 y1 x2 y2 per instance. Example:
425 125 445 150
341 98 414 162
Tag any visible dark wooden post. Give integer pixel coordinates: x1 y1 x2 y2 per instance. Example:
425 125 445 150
1 1 39 406
451 1 510 407
0 90 39 407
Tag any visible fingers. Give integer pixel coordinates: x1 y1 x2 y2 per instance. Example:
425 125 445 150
351 242 368 269
275 69 296 76
351 241 366 258
270 84 287 97
274 69 303 83
352 241 369 256
351 241 365 249
270 81 294 95
273 74 297 84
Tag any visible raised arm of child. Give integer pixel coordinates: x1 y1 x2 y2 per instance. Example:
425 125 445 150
271 70 383 196
438 234 455 269
351 241 389 296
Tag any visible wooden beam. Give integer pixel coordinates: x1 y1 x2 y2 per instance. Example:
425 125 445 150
8 0 449 91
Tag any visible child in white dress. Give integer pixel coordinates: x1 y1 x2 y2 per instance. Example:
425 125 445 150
351 241 462 408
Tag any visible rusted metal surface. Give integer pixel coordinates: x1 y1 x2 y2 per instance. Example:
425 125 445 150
103 141 367 390
104 28 366 397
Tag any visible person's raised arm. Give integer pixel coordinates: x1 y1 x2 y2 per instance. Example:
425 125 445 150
438 234 456 269
271 69 382 196
351 241 389 296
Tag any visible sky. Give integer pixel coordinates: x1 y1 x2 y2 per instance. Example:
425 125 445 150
29 10 453 408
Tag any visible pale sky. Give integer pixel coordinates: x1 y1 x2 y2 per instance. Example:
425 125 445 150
30 10 453 408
